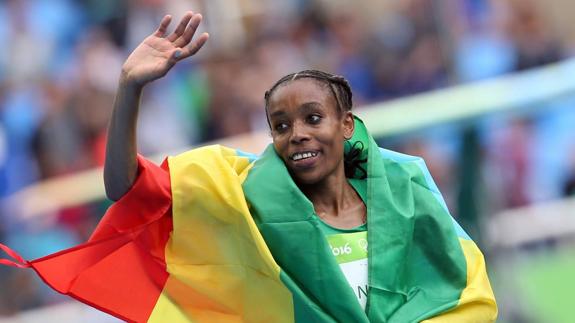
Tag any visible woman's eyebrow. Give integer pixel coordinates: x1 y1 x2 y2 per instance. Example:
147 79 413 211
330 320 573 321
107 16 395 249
299 102 323 112
269 110 287 118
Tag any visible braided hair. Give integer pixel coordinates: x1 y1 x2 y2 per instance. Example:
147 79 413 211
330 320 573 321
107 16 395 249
264 70 353 115
264 70 366 179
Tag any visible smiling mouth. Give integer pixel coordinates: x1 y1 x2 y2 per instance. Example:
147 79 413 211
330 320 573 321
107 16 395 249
290 151 319 161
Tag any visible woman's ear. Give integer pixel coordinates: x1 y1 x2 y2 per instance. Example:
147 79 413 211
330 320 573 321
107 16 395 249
342 111 354 140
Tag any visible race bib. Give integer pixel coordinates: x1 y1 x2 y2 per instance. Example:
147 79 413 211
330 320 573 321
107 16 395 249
326 231 368 310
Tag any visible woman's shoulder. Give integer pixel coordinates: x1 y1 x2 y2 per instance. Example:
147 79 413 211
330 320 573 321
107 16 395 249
377 147 439 190
378 147 427 175
171 144 257 160
168 144 259 176
378 147 423 164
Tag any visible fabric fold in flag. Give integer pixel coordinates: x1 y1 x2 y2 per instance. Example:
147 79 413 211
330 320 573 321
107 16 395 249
0 243 30 268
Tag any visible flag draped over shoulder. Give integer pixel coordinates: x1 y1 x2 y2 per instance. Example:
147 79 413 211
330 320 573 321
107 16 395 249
0 118 497 322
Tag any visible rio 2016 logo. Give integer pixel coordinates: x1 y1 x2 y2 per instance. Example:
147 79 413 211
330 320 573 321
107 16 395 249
330 243 352 256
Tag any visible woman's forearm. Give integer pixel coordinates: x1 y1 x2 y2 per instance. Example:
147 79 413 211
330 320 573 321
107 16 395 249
104 74 143 201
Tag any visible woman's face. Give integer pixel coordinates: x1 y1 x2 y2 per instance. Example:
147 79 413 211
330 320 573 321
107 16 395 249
267 78 354 185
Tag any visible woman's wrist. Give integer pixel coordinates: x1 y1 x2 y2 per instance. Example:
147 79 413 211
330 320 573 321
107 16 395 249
119 69 146 91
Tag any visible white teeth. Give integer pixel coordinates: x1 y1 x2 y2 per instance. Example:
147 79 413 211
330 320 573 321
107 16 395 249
291 151 318 161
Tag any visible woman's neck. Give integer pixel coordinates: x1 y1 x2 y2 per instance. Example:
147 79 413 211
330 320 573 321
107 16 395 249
299 167 366 229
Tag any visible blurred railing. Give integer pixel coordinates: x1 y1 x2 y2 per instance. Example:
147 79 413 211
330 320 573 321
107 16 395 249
4 58 575 247
487 196 575 249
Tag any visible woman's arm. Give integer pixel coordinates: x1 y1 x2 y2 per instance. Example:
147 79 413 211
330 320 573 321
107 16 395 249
104 12 209 201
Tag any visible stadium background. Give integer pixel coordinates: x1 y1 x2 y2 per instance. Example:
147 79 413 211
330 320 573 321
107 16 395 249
1 0 575 322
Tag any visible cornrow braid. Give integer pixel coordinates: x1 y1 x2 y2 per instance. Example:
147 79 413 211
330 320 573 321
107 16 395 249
264 70 353 114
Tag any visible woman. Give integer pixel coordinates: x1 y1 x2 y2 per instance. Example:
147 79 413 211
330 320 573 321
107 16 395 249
104 12 365 239
1 11 497 322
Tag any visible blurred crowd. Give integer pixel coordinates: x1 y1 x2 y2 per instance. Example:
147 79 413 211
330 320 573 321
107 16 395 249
1 0 575 317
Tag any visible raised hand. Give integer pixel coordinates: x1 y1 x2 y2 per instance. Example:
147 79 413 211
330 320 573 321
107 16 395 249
105 12 209 201
121 12 209 87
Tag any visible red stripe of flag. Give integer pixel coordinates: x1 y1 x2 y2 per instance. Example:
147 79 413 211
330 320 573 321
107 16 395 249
5 156 173 323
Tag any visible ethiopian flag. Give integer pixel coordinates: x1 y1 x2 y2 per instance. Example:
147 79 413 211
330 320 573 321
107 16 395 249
0 118 497 322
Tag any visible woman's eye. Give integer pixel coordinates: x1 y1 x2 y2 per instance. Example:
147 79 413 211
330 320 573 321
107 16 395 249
308 115 322 124
275 123 288 132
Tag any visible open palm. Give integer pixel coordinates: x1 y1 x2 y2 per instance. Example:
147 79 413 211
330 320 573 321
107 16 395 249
122 12 209 86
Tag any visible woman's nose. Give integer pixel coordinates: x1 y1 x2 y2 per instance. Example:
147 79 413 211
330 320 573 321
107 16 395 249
289 121 311 144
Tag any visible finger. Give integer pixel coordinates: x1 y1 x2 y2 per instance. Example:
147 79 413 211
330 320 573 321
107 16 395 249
174 13 203 48
153 15 172 37
167 11 194 42
177 32 209 60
